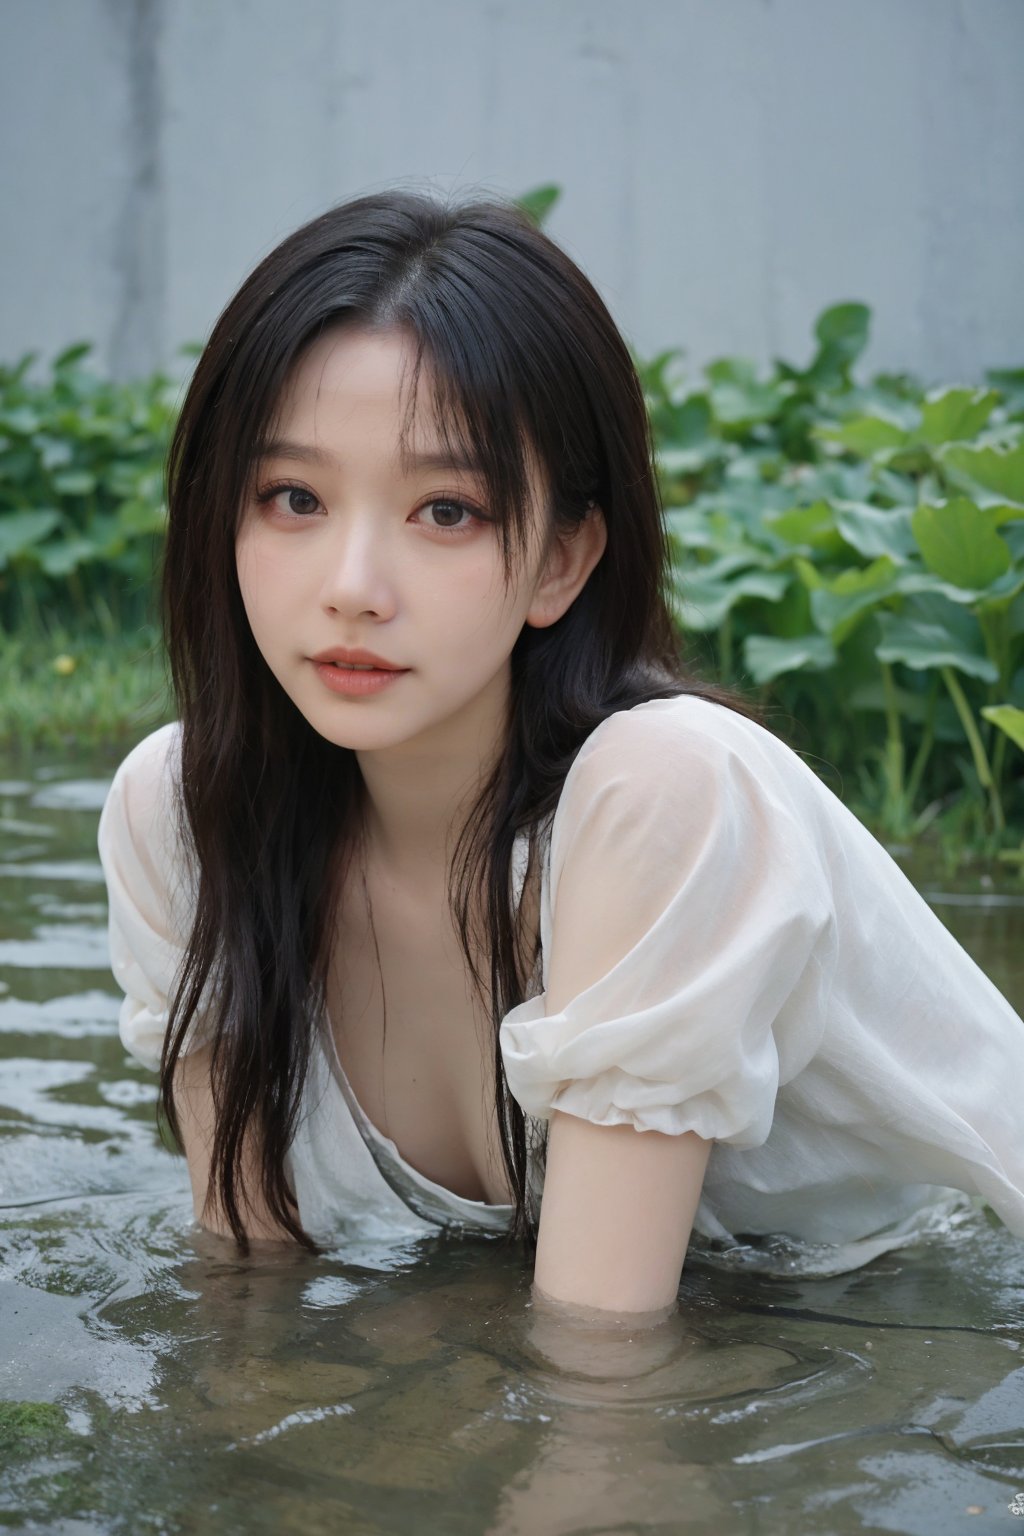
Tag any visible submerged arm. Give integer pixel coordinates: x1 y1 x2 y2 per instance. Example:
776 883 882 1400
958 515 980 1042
532 1109 712 1319
173 1042 297 1246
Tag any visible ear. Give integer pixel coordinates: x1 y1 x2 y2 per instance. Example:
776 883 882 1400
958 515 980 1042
524 504 608 629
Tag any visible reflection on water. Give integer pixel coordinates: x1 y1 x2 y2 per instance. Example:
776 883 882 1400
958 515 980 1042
1 745 1023 1534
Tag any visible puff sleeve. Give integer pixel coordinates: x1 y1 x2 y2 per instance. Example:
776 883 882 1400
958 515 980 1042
97 722 215 1072
499 701 837 1149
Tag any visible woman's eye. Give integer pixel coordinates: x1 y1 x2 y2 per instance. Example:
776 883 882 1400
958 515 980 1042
417 498 482 536
258 485 320 518
254 483 484 534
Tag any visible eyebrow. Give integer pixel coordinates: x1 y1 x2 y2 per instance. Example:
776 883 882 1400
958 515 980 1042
257 437 485 476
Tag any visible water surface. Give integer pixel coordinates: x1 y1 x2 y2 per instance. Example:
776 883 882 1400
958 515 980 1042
1 744 1023 1535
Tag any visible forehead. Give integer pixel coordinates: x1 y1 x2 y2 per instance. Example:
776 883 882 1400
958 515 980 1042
259 323 551 519
269 327 447 453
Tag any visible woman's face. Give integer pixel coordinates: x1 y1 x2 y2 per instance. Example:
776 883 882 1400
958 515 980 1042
234 325 557 758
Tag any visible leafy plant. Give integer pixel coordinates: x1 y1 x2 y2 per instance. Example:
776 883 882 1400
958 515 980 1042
3 183 1022 868
0 342 181 635
641 306 1024 858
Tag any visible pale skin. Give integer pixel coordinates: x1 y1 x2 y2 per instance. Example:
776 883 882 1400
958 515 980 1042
173 322 713 1328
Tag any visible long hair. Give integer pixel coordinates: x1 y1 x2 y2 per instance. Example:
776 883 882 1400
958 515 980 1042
158 187 763 1258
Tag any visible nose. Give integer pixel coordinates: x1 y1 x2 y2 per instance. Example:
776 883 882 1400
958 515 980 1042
317 512 396 618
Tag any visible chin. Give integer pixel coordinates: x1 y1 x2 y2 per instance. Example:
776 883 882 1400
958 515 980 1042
301 706 405 753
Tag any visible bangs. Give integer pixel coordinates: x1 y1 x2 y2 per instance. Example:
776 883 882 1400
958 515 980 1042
239 312 550 588
392 324 548 589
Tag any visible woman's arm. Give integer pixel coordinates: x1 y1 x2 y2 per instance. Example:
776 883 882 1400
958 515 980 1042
532 1110 712 1318
172 1042 296 1244
503 712 829 1321
524 735 715 1317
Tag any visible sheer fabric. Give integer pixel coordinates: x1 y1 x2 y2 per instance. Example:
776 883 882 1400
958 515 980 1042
98 697 1024 1273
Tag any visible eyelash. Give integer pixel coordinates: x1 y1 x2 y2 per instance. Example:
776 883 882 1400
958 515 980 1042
253 481 489 538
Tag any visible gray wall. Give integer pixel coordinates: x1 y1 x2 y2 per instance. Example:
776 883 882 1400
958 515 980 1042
3 0 1022 388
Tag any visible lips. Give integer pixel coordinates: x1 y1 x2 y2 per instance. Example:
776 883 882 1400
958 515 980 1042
313 659 408 697
310 647 407 670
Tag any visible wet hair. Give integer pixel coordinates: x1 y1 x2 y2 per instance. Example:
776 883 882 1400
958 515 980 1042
158 187 762 1258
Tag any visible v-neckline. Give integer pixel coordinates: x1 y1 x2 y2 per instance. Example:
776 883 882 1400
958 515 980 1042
317 1007 515 1217
311 821 548 1226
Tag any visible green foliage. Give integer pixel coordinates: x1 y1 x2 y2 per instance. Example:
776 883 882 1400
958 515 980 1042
0 1399 69 1448
0 341 180 634
639 300 1024 860
2 181 1022 865
514 183 562 228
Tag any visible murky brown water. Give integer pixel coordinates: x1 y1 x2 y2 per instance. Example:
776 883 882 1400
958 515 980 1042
2 743 1023 1535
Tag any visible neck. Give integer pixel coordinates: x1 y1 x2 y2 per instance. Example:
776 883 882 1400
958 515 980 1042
354 668 511 883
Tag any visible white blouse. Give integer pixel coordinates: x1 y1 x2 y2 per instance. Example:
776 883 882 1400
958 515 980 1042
96 696 1024 1276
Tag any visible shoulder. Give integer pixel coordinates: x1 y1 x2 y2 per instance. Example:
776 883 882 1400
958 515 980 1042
98 722 186 887
574 693 796 773
107 720 182 799
558 693 812 821
548 693 831 894
102 722 182 828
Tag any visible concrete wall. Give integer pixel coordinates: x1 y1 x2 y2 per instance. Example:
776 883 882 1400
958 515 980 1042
3 0 1022 389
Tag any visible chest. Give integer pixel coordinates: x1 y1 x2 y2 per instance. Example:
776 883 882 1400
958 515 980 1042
325 849 541 1207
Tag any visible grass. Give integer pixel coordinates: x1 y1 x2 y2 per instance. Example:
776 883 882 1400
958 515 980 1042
0 623 175 758
0 1399 70 1448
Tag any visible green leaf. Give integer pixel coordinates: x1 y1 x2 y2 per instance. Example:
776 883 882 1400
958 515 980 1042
911 497 1012 589
0 508 61 569
743 632 837 684
656 442 721 477
33 434 75 472
833 500 917 563
37 535 99 576
87 513 126 556
764 500 846 555
881 443 936 476
52 469 98 497
994 522 1024 565
655 392 712 447
808 557 900 645
709 377 790 429
53 342 94 370
814 302 871 360
893 565 1024 608
815 413 909 456
916 387 1000 446
804 303 871 387
637 346 685 397
875 598 998 682
705 357 759 386
514 184 561 228
793 555 824 590
985 368 1024 417
117 498 167 536
75 415 121 441
0 350 39 387
672 566 789 630
0 406 42 436
980 705 1024 754
987 367 1024 390
940 442 1024 507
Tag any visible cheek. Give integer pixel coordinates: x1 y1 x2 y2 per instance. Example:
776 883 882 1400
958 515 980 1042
234 541 260 624
456 549 519 617
235 534 286 617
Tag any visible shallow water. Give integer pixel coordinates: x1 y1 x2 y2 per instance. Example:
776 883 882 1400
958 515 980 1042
1 744 1023 1536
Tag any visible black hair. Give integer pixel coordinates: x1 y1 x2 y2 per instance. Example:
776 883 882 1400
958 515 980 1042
158 187 762 1257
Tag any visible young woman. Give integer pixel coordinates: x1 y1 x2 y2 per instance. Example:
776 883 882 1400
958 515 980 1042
98 188 1024 1322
